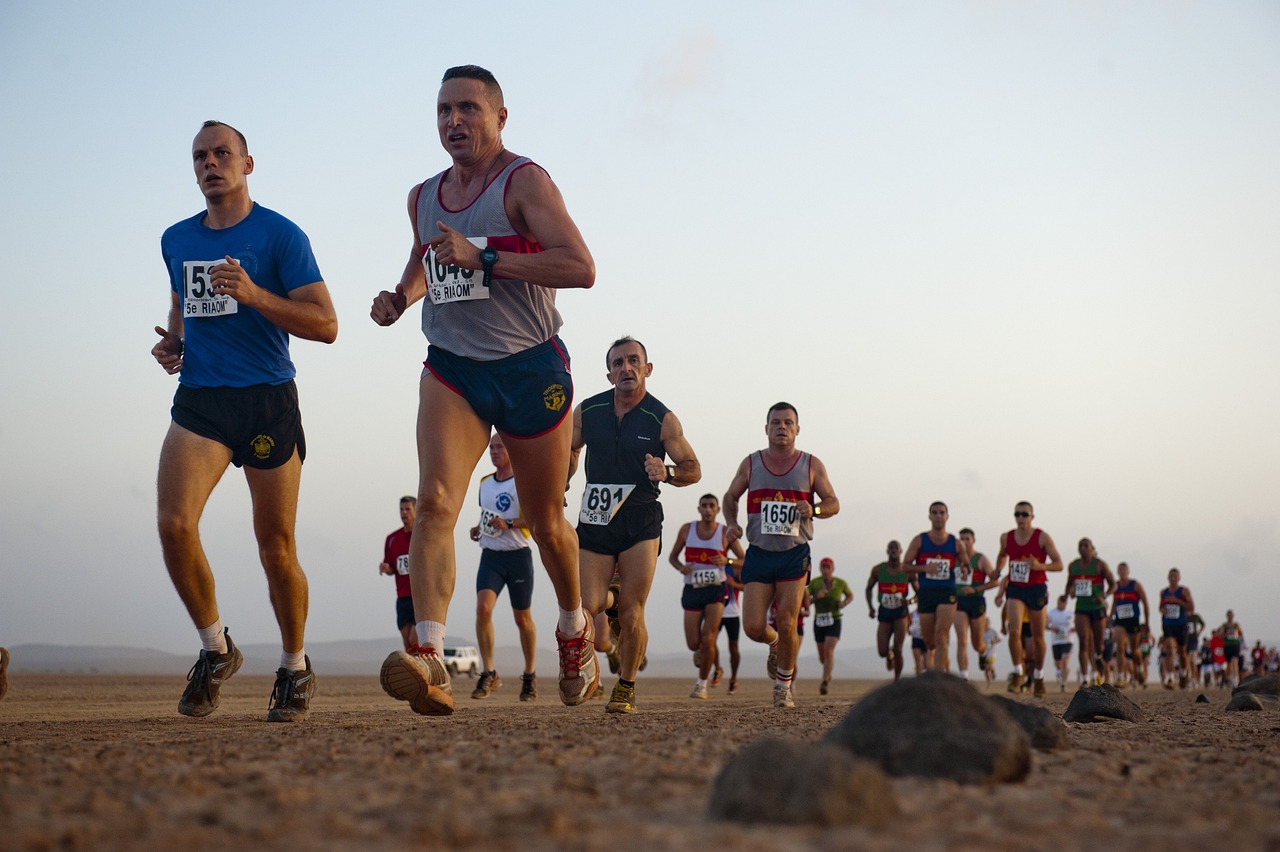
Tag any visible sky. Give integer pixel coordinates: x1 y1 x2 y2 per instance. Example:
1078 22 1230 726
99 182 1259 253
2 1 1278 672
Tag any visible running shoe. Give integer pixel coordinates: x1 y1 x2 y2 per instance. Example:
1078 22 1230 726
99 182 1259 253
820 679 829 695
1007 672 1025 694
178 628 244 717
605 681 637 714
267 656 317 722
380 645 454 716
590 682 606 700
773 683 796 709
728 678 738 695
472 670 501 699
711 666 723 687
1033 678 1046 698
690 681 708 700
766 643 778 680
556 613 600 706
519 673 537 702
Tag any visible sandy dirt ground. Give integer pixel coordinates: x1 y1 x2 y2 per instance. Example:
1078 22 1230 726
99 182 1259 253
1 671 1278 851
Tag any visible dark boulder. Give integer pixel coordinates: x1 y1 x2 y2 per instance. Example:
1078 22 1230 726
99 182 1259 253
988 695 1071 751
1062 683 1144 723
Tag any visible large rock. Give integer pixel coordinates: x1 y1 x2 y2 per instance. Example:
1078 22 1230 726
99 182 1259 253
1062 683 1144 723
1225 692 1267 712
824 672 1031 784
988 695 1071 751
1233 675 1280 697
708 737 899 826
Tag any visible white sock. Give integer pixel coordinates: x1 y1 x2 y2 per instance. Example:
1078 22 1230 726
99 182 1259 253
281 649 306 671
558 605 586 636
959 669 969 680
1033 668 1043 680
198 620 228 655
696 678 706 688
416 620 446 651
1013 663 1023 676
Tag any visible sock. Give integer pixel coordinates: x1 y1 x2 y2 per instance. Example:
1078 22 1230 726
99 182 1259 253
1013 663 1023 676
1033 668 1043 680
776 668 794 688
620 678 635 689
959 668 969 680
198 620 228 655
696 678 707 688
558 605 586 636
281 649 306 671
416 620 446 652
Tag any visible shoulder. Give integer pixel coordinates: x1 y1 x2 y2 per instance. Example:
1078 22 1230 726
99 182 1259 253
161 211 206 243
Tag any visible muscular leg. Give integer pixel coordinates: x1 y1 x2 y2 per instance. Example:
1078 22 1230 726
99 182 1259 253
699 604 724 680
931 603 956 672
1075 612 1093 679
953 610 971 673
244 449 306 654
1027 606 1049 672
821 636 838 682
513 607 537 675
1006 599 1028 669
741 583 779 647
683 609 702 654
475 589 499 671
770 580 806 674
892 618 906 679
920 612 938 663
156 424 233 633
971 614 987 656
613 539 660 681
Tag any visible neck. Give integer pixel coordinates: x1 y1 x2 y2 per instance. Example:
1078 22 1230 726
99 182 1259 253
496 465 514 480
204 194 253 229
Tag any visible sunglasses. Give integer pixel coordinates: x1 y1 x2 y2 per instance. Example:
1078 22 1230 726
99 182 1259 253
1014 511 1030 518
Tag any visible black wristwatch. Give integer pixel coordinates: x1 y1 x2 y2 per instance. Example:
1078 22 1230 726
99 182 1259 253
480 247 499 287
665 464 677 483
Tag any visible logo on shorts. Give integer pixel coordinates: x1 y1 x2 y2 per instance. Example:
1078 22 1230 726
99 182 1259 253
251 434 275 460
543 383 567 412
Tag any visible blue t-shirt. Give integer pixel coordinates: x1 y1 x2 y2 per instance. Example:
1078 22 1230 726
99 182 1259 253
161 203 323 388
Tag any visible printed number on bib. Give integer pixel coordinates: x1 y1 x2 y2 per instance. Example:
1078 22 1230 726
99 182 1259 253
691 568 720 589
183 260 239 318
815 612 835 628
881 592 904 609
579 483 635 526
1162 603 1181 620
1116 603 1135 620
1010 560 1031 584
424 237 490 305
1074 578 1093 598
956 566 973 586
759 501 799 536
925 558 951 581
478 508 503 538
395 554 409 576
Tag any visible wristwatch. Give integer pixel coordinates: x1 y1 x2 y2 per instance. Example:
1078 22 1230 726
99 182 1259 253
480 247 499 287
665 464 677 483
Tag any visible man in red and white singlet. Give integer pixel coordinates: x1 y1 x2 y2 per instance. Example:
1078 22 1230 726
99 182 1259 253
994 501 1065 698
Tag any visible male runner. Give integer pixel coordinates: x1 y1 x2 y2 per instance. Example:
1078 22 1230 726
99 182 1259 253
724 402 839 709
1046 595 1075 690
371 66 597 715
1109 561 1150 687
902 502 967 673
153 120 337 722
1158 568 1195 689
1218 610 1245 689
379 496 417 650
1066 538 1116 685
570 337 701 714
718 556 745 694
955 527 1000 680
669 494 744 699
994 501 1065 698
467 433 538 701
864 541 910 681
808 557 853 694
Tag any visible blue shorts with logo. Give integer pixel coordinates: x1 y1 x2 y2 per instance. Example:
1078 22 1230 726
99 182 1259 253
476 547 535 610
425 335 572 438
741 543 811 585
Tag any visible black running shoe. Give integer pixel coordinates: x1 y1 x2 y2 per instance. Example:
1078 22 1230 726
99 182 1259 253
178 629 244 717
266 656 317 722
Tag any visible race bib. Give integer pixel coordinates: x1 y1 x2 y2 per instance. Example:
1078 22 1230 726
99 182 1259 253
881 592 904 610
925 558 951 581
478 508 502 538
579 483 635 526
815 612 835 628
395 554 409 576
759 500 799 536
424 238 490 305
1053 627 1071 644
1074 579 1093 598
691 568 720 589
183 259 239 318
1010 560 1031 584
1116 603 1135 620
956 566 973 586
1162 603 1181 620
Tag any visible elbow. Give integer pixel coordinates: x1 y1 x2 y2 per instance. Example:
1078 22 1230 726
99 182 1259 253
575 256 596 290
318 318 339 345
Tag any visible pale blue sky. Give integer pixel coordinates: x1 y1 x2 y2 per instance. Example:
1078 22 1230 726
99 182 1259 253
2 2 1278 665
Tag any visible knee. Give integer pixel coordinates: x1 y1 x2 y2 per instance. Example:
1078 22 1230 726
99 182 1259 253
743 622 769 643
513 609 534 630
414 488 463 531
525 512 571 552
157 508 199 550
475 599 495 621
257 533 299 576
618 602 644 633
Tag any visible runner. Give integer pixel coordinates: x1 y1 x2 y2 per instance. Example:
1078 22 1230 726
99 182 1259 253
982 623 1002 684
1065 538 1116 686
724 402 840 709
864 540 910 682
1046 595 1075 691
154 120 337 722
994 501 1065 698
955 527 1000 680
1108 561 1149 688
902 503 966 673
717 557 745 694
379 496 418 651
1157 568 1196 689
371 66 597 715
1134 623 1155 687
808 557 854 694
467 433 538 701
908 608 929 675
668 494 743 700
1218 611 1245 688
571 337 701 714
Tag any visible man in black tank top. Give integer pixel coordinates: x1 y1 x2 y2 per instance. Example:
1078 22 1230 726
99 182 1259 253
569 337 702 714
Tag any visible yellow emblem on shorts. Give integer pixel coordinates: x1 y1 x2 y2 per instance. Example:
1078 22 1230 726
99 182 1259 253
251 434 275 460
543 383 567 412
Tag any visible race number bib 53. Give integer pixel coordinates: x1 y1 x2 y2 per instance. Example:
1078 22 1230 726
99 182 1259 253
759 500 799 536
925 559 951 581
183 259 239 317
1116 603 1135 620
395 554 409 576
579 483 635 526
1074 579 1093 598
1010 560 1031 584
425 237 490 305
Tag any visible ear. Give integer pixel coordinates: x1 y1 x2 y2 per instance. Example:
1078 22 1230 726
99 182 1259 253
496 107 508 130
643 362 653 377
243 155 255 175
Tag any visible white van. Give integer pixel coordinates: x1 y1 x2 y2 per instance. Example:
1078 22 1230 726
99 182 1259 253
443 643 481 677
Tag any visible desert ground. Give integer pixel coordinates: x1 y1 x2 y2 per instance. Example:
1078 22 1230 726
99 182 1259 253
0 671 1277 851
